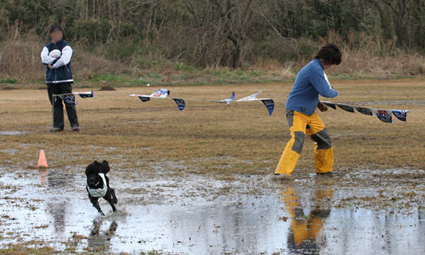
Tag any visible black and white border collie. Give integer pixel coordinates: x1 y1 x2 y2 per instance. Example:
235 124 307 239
85 160 118 215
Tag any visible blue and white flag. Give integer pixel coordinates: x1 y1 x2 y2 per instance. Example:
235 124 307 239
130 88 170 102
151 89 170 98
129 89 185 111
210 92 235 104
236 91 262 102
76 90 94 98
59 94 76 105
172 98 185 111
261 99 275 116
236 91 274 116
392 110 409 122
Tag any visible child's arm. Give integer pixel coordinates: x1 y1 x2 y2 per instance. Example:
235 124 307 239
40 47 56 65
310 69 338 98
51 45 73 69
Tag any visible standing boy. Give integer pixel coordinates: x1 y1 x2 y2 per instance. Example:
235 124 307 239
274 43 342 178
41 26 79 132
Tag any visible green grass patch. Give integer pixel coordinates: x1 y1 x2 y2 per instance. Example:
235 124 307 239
1 78 17 84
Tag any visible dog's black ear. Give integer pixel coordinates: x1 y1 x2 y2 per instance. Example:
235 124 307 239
85 163 95 175
101 160 110 174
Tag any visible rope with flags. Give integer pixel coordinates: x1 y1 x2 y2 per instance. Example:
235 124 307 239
53 88 410 123
321 101 409 123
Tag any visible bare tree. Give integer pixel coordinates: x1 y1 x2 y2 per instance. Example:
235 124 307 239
380 0 408 46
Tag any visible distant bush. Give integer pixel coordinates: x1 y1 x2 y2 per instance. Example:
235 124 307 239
1 78 17 84
1 0 425 83
1 0 424 69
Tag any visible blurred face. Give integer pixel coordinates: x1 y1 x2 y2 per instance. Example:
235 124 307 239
50 29 63 43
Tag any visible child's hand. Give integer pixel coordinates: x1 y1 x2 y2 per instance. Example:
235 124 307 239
317 101 328 112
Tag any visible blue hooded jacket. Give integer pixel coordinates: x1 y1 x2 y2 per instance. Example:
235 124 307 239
40 39 73 84
285 59 338 116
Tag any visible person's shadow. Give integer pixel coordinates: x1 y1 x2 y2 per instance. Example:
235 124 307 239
279 178 334 254
87 218 118 252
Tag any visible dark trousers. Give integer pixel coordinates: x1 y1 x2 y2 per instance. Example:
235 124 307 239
47 83 79 129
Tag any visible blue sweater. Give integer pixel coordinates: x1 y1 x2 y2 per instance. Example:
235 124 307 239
285 59 338 116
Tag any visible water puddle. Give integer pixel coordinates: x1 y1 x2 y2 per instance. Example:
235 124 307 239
0 131 27 136
0 166 424 254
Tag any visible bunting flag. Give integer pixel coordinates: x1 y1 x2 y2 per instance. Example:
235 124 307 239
172 98 185 111
210 92 235 104
236 91 275 116
261 99 275 116
324 101 409 123
336 103 355 113
355 107 374 116
58 94 76 105
322 101 336 110
236 91 262 101
130 88 185 111
392 110 409 122
55 90 94 105
130 88 170 102
75 90 94 98
374 109 393 123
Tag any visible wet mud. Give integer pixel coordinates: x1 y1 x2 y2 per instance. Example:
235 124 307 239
0 165 424 254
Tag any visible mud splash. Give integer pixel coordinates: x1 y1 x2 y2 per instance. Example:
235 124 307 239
0 166 424 254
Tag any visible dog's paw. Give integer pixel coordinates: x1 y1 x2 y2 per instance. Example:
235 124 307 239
112 209 128 216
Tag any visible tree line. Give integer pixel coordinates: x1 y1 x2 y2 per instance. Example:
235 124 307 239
1 0 424 68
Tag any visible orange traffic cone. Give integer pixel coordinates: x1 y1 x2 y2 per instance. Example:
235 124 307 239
37 150 48 168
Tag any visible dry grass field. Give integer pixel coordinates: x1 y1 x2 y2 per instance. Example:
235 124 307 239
1 79 425 174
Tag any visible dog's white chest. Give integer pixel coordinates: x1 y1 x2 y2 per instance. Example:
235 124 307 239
87 173 108 198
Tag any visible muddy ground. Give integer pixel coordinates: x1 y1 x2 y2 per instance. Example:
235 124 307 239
0 80 425 254
1 163 424 254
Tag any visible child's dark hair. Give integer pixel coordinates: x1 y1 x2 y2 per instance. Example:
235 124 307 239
314 43 342 65
49 25 63 34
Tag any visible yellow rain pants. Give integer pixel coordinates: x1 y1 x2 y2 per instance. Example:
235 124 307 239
275 110 334 175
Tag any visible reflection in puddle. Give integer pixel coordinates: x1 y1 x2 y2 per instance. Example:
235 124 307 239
280 185 333 253
38 169 48 185
87 219 118 252
0 168 424 254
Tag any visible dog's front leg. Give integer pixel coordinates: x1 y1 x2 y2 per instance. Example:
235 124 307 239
110 188 118 204
89 195 104 215
104 191 117 212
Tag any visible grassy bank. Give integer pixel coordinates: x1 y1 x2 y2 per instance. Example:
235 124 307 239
1 33 425 89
